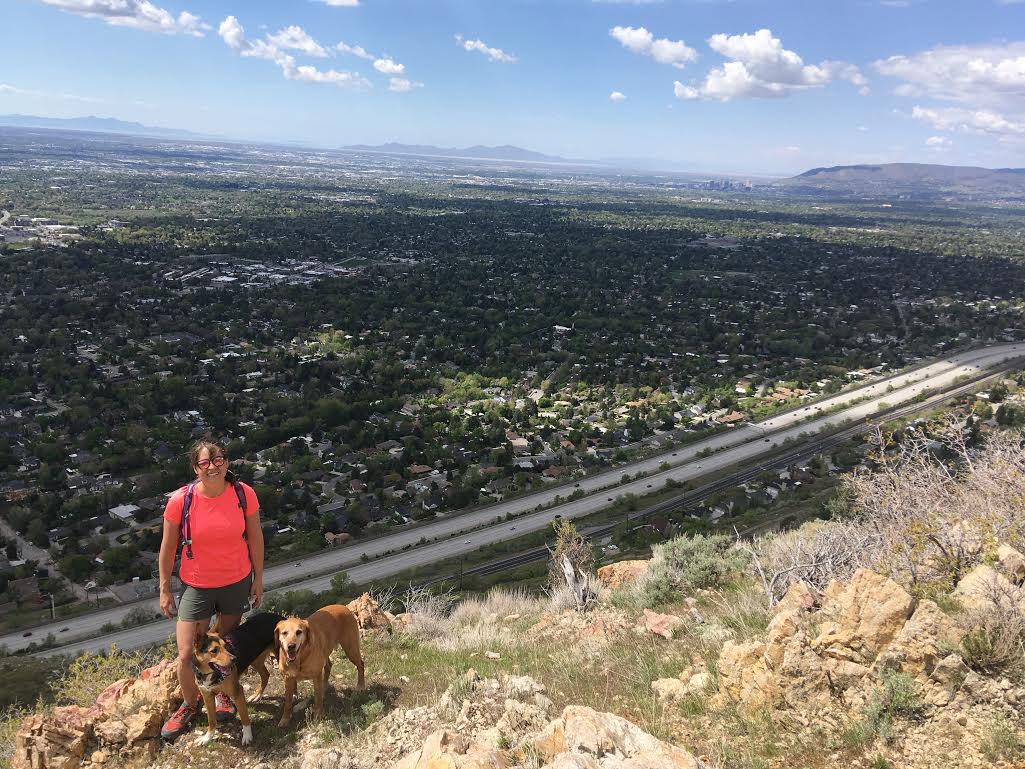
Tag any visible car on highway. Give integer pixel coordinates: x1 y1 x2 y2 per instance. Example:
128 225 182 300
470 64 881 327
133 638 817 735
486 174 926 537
509 526 516 531
22 631 32 637
464 539 471 544
60 627 69 633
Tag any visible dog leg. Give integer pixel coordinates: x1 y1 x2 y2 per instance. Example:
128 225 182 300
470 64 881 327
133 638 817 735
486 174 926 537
313 667 326 718
194 690 218 746
232 683 254 746
248 650 272 703
278 676 297 728
343 644 365 690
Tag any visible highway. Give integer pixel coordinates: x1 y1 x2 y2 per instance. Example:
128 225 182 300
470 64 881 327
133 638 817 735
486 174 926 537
11 342 1024 657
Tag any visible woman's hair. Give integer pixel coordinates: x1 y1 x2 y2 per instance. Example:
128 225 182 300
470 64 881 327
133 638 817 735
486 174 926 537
189 437 236 483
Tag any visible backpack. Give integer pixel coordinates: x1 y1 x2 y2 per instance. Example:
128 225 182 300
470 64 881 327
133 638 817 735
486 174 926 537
179 477 248 561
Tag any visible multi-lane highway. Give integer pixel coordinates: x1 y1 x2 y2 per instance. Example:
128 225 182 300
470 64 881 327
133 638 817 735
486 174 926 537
10 342 1023 657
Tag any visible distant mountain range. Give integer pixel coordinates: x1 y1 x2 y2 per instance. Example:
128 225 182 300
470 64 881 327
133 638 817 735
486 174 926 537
779 162 1025 199
341 142 569 163
0 114 200 139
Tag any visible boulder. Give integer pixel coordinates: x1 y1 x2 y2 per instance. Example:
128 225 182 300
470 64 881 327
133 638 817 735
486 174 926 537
348 592 393 633
997 544 1025 584
874 600 962 679
716 640 780 709
389 729 508 769
774 581 816 614
108 660 181 719
93 720 128 746
596 561 649 591
124 710 162 744
953 565 1022 611
763 609 802 669
812 569 915 663
639 609 685 640
93 679 134 715
534 705 699 769
652 659 710 703
14 707 96 769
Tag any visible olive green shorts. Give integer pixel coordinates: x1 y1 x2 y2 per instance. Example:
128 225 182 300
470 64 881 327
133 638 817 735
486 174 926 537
178 572 253 622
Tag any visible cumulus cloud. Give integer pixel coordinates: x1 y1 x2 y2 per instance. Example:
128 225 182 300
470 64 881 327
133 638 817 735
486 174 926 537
373 57 405 75
874 43 1025 107
911 105 1025 137
674 29 867 100
337 41 373 60
267 25 330 57
609 26 696 69
219 16 370 89
455 34 517 63
388 77 422 93
38 0 208 36
925 135 952 150
609 90 626 101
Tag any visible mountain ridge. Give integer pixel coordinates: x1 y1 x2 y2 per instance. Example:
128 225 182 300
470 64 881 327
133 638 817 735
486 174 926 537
781 161 1025 198
341 141 570 163
0 114 201 139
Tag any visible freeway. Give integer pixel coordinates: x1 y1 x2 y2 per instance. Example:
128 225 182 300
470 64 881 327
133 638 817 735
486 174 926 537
12 342 1025 657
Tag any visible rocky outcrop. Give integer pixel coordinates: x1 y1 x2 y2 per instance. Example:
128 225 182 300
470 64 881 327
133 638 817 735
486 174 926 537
715 569 971 717
651 659 710 703
347 592 393 633
639 609 685 640
533 706 701 769
390 730 508 769
596 561 649 591
13 660 182 769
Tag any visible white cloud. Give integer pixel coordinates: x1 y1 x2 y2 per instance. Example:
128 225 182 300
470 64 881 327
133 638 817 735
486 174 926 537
38 0 208 36
609 90 627 102
219 16 370 89
675 28 867 100
373 57 405 75
911 105 1025 137
609 26 696 69
337 41 373 60
267 25 329 58
317 0 359 5
455 34 517 63
388 77 422 93
925 135 952 150
870 42 1025 143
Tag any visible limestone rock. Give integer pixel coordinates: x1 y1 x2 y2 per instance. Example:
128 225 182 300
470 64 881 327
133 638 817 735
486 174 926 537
953 565 1022 611
534 706 698 769
124 710 161 744
997 544 1025 584
108 660 181 719
652 660 710 703
774 581 817 614
543 755 601 769
716 640 779 709
596 561 649 591
93 720 127 746
874 600 962 678
348 592 393 633
813 569 914 663
14 707 96 769
389 729 508 769
763 609 802 669
639 609 685 640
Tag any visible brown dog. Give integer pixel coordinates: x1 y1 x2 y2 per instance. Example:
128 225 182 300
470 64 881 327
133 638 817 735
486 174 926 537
274 604 365 726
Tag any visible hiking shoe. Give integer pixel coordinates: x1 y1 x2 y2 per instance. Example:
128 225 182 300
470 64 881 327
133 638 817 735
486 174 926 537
215 691 237 723
161 700 199 740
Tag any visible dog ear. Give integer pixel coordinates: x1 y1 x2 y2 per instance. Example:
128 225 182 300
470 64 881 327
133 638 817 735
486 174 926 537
274 621 285 669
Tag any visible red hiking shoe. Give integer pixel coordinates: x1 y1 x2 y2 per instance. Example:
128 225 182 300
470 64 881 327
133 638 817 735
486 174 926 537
161 699 199 740
215 691 237 723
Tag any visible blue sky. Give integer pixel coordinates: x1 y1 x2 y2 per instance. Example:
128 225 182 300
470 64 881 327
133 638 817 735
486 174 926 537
3 0 1025 174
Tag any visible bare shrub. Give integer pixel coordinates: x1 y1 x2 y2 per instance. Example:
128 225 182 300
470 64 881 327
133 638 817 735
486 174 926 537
959 577 1025 679
447 586 542 627
399 584 457 643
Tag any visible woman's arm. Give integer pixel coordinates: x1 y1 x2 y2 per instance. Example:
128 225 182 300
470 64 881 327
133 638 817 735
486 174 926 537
158 517 180 618
245 511 265 608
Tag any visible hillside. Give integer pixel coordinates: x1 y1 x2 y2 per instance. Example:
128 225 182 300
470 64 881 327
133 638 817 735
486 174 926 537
778 162 1025 199
340 142 569 163
6 423 1025 769
0 115 199 140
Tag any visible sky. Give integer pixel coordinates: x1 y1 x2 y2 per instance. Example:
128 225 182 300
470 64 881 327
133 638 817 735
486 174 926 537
2 0 1025 174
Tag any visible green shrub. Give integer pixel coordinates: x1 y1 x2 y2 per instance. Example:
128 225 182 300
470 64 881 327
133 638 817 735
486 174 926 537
630 534 748 608
959 605 1025 680
842 671 922 748
980 715 1025 763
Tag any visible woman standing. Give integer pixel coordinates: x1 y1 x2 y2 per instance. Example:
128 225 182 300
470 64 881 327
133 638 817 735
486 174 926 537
157 438 265 741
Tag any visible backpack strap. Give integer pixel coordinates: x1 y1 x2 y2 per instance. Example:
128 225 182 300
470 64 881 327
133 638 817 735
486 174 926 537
180 481 248 560
181 483 196 560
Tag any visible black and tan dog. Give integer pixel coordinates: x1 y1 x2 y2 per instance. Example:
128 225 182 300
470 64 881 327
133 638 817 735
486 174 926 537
191 611 284 746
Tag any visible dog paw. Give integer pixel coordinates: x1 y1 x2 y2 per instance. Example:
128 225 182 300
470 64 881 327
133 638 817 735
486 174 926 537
194 732 215 746
246 693 263 704
241 726 253 746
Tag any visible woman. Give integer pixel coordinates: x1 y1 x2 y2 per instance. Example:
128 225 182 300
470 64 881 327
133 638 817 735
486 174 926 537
157 438 265 741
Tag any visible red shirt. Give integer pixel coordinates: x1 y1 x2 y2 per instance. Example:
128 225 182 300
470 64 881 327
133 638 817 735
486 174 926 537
163 481 259 589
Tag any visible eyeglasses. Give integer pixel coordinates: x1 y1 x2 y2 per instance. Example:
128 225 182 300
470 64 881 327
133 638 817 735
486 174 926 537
196 456 226 470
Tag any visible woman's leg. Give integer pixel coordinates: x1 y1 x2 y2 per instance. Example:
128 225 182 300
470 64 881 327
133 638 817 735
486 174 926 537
176 617 210 706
